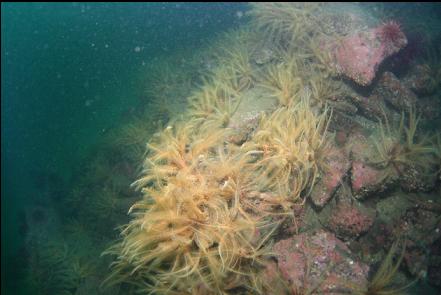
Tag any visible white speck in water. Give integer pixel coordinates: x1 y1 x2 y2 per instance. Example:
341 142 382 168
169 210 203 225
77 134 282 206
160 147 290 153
236 11 243 18
134 46 141 52
104 44 109 48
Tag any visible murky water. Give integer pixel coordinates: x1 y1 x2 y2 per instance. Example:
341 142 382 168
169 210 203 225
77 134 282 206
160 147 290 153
2 3 440 295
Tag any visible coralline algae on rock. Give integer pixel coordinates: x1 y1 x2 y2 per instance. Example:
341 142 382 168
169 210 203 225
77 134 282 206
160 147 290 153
329 22 407 86
273 230 369 293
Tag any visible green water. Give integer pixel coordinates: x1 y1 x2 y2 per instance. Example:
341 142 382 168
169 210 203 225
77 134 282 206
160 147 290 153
1 3 247 294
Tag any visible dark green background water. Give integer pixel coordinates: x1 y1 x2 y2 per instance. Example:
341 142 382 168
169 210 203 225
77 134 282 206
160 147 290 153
1 3 247 294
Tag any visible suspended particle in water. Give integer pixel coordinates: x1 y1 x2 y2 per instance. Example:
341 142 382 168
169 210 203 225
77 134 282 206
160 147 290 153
134 46 141 52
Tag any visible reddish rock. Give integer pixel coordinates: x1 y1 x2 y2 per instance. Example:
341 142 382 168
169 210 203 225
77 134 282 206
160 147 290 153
374 72 417 112
345 131 372 162
326 201 376 240
273 230 369 293
346 132 399 199
310 147 351 208
258 260 290 294
273 237 307 289
351 161 396 199
329 22 407 86
352 161 380 192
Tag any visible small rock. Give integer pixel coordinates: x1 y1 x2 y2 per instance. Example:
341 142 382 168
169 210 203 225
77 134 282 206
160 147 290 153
351 161 397 199
401 206 441 278
256 260 290 294
399 163 438 193
310 147 351 208
252 47 275 65
349 94 387 122
227 88 277 145
345 131 372 162
273 230 369 293
227 110 261 144
374 71 417 112
324 200 376 240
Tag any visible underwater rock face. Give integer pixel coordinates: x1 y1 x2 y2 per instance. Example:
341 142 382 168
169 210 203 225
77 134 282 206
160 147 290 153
351 161 395 199
310 147 351 208
399 163 438 192
277 203 307 239
401 205 441 278
326 201 376 240
330 22 407 86
347 132 398 199
374 71 417 112
345 131 370 158
227 110 261 145
273 230 369 293
349 93 387 122
260 260 289 295
352 161 381 193
227 88 277 144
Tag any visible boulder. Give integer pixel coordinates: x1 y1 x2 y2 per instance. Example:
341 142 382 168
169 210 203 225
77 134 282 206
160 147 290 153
310 147 351 208
329 22 407 86
273 230 369 293
374 71 417 112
